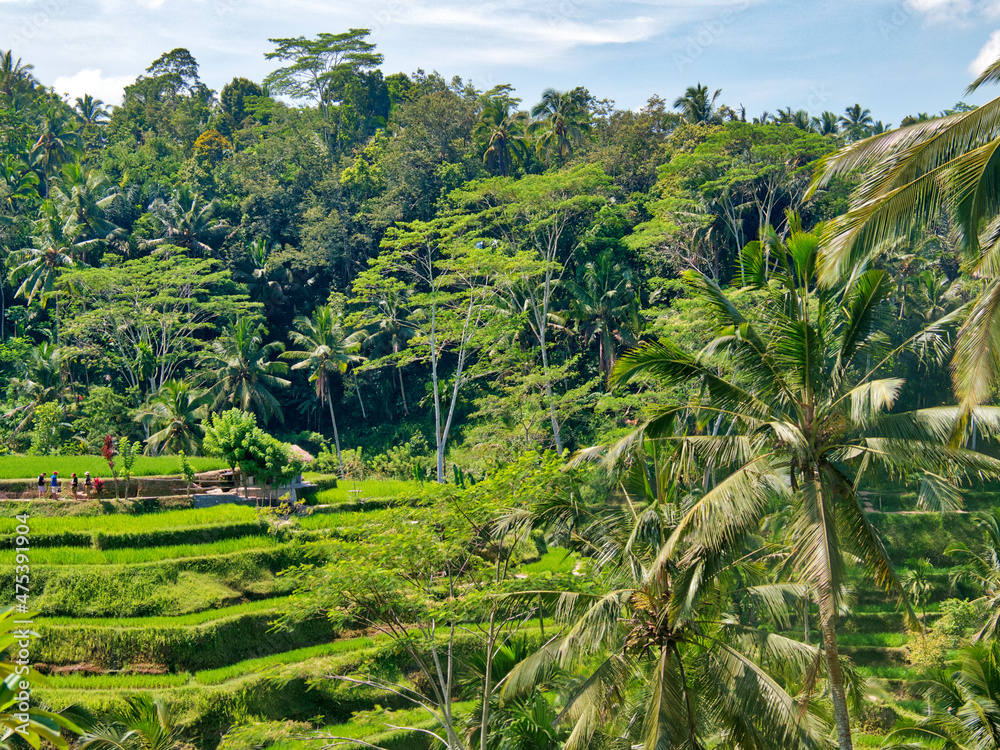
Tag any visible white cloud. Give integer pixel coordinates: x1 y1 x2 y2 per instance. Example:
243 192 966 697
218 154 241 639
970 29 1000 76
52 69 134 104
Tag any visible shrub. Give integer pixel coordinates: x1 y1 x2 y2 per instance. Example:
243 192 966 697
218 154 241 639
937 598 981 638
907 629 951 671
367 433 432 480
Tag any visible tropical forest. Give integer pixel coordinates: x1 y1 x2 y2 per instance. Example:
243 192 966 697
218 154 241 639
5 25 1000 750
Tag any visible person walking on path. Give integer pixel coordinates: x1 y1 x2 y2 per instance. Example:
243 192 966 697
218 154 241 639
37 473 45 498
50 471 59 500
84 471 92 500
71 472 79 501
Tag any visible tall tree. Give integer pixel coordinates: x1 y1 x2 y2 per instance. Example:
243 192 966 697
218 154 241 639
673 83 722 124
529 87 591 164
838 103 874 142
283 305 361 477
450 165 611 454
146 186 228 255
611 219 1000 750
566 249 641 379
62 250 251 396
264 30 384 152
0 50 36 100
203 317 290 425
136 379 209 455
475 95 529 177
354 216 509 481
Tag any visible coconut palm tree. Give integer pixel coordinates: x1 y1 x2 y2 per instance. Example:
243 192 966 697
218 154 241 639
146 186 229 256
73 94 110 127
203 317 290 425
881 642 1000 750
357 289 415 416
673 83 722 124
475 98 529 177
79 695 181 750
283 305 361 476
0 607 81 749
4 339 64 423
838 104 874 142
501 488 830 750
49 163 119 252
946 508 1000 640
811 111 840 136
29 104 83 196
8 203 99 343
0 50 36 100
610 218 1000 750
566 249 641 379
529 88 590 164
808 55 1000 410
137 379 209 455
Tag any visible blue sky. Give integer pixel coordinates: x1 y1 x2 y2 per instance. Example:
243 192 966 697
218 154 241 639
2 0 1000 124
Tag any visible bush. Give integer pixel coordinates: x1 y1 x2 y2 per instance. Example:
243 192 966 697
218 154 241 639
367 433 433 480
907 629 951 670
937 598 981 638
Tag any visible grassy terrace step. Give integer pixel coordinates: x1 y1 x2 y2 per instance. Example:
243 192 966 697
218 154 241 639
34 598 337 671
194 637 380 684
2 535 281 565
37 597 287 627
0 505 258 532
0 521 268 550
1 545 310 617
0 455 224 479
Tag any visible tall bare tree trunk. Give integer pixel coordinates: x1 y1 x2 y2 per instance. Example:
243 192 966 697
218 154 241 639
325 384 344 478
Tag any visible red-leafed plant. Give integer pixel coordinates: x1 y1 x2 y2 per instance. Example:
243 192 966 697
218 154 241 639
102 435 119 499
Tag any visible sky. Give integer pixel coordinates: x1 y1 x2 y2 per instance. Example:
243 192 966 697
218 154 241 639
2 0 1000 124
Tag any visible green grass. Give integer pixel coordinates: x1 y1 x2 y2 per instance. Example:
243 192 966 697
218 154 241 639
0 455 224 479
194 636 380 684
1 535 281 565
310 479 425 504
835 632 911 647
317 701 475 742
297 506 401 531
0 505 258 535
856 665 918 680
37 596 289 627
47 672 192 689
522 547 577 575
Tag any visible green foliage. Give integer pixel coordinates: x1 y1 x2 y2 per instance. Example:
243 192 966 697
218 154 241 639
366 432 432 480
28 400 65 455
35 608 334 672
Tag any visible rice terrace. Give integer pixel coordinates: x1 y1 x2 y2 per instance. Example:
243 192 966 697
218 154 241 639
6 5 1000 750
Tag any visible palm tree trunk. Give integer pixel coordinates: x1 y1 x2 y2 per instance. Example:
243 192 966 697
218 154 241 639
821 612 854 750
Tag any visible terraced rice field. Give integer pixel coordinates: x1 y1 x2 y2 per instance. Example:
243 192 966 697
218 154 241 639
8 482 449 750
0 455 225 479
6 482 986 750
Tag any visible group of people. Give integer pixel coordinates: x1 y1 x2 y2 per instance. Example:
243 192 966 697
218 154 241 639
37 471 93 500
